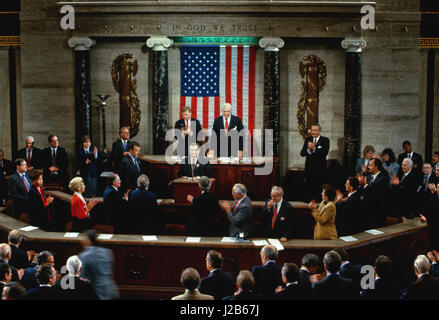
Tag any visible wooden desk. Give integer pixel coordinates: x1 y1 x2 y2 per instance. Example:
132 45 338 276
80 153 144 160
0 213 428 300
172 178 216 204
140 155 278 200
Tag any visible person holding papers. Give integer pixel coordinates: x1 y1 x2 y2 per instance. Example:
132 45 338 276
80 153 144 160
309 184 337 240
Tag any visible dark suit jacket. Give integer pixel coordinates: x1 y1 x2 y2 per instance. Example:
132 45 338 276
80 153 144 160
362 277 401 300
274 283 305 300
397 152 423 173
393 170 421 218
103 186 128 232
252 261 283 298
76 147 98 178
340 261 363 291
336 192 366 236
0 159 14 199
298 269 312 290
119 155 141 192
25 286 65 300
198 269 235 300
262 199 294 239
226 196 254 237
28 185 50 230
404 273 439 300
111 139 130 172
361 171 390 228
8 171 31 217
41 146 69 182
55 276 98 300
223 290 262 300
17 147 43 169
127 189 162 234
431 263 439 276
174 118 202 157
211 115 244 157
190 191 219 236
9 244 30 270
300 136 330 181
312 273 357 300
178 158 212 178
21 265 38 290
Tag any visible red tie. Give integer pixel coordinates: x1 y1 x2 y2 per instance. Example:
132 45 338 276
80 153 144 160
186 120 189 129
271 203 278 229
225 119 229 135
22 175 29 192
27 150 31 164
232 201 239 214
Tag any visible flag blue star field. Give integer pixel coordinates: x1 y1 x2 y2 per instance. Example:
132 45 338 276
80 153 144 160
180 45 256 132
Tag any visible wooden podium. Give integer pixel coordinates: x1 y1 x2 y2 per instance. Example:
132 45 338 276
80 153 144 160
172 178 216 204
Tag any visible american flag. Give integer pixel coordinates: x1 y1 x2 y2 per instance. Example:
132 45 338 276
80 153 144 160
180 45 256 133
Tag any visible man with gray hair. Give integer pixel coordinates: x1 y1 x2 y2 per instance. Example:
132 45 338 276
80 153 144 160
312 250 357 299
220 183 253 237
8 230 30 269
251 245 283 298
16 136 43 170
262 186 294 242
403 255 439 299
55 255 98 300
391 157 421 219
127 174 162 234
187 176 220 236
210 103 245 158
0 243 20 282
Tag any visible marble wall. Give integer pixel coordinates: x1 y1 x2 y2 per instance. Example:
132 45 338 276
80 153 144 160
0 50 11 159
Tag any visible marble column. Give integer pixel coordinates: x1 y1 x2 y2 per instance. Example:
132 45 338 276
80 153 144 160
259 37 284 158
341 38 366 175
146 36 172 155
68 37 95 147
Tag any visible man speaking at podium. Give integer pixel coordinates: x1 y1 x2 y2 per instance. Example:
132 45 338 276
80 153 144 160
178 143 212 179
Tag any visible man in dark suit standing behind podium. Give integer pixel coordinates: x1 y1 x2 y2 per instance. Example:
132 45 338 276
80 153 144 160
300 124 330 202
178 143 212 178
174 106 202 158
210 103 244 158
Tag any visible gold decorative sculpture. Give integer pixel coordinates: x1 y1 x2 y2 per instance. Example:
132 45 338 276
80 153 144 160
297 55 327 139
111 53 141 137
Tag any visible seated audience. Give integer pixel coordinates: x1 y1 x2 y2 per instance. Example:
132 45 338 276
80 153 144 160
187 176 220 236
16 136 43 170
333 247 362 290
0 243 20 282
274 263 304 300
298 253 322 294
78 230 119 300
55 255 98 300
382 148 400 178
178 143 212 178
391 158 421 219
335 176 365 236
25 264 64 300
69 177 98 231
356 145 375 176
361 255 401 299
8 158 31 218
127 174 162 235
28 169 54 230
312 250 357 300
198 250 235 300
172 267 214 300
2 282 26 300
402 255 439 300
309 184 337 240
21 251 54 290
262 186 294 242
251 245 283 298
223 270 260 300
0 259 11 293
42 134 69 187
119 142 141 193
76 135 99 197
103 174 128 233
397 140 423 174
220 183 254 238
8 230 31 269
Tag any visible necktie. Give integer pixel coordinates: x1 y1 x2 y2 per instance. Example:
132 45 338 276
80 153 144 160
401 174 407 182
123 141 127 151
424 175 429 191
271 203 278 229
225 119 229 135
232 200 239 214
27 150 31 164
51 149 56 166
407 153 411 159
313 138 316 144
22 175 29 192
186 120 189 129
